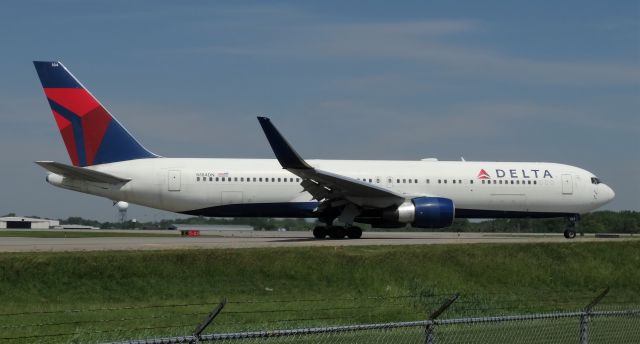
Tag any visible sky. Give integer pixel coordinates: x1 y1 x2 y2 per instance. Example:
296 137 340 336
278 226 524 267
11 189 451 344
0 1 638 221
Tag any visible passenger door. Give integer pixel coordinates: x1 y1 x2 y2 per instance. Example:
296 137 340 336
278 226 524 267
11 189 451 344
561 174 573 195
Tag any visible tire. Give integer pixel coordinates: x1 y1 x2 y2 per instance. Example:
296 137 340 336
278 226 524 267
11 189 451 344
313 227 326 239
347 227 362 239
564 229 576 239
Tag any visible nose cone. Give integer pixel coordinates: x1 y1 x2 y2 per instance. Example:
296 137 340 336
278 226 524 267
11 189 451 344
601 184 615 204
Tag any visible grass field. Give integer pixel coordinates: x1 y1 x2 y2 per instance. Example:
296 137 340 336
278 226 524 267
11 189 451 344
0 241 638 343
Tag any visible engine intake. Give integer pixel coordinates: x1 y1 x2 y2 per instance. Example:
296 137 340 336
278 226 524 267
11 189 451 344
386 197 455 228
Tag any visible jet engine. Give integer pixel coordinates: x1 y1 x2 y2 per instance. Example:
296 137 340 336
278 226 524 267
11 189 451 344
383 197 455 228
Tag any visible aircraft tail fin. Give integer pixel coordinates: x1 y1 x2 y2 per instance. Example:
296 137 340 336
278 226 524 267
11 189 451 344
33 61 157 166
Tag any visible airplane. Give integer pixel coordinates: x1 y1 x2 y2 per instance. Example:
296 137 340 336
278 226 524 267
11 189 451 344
32 61 615 239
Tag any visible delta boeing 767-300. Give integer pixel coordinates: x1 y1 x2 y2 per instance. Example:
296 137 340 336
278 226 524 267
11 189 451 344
33 61 615 239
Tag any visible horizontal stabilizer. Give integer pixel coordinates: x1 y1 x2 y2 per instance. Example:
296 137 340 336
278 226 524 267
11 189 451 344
35 161 130 184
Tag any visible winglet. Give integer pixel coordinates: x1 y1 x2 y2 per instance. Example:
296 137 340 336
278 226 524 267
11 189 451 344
257 116 312 170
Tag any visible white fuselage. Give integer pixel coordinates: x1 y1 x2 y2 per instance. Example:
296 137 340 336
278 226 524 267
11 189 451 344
45 158 615 219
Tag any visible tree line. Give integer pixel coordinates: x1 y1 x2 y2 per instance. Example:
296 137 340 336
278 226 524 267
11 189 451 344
34 210 638 233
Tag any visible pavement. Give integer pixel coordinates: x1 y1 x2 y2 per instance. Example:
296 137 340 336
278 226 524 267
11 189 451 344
0 230 637 252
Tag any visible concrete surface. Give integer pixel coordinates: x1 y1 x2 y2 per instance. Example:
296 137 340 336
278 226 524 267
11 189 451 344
0 230 637 252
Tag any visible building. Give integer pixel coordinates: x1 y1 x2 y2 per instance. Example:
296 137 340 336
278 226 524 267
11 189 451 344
0 216 60 229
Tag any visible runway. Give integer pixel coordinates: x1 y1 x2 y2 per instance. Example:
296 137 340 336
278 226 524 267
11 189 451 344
0 230 637 252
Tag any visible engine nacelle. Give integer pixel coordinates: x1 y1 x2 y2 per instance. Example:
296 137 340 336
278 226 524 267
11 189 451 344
385 197 455 228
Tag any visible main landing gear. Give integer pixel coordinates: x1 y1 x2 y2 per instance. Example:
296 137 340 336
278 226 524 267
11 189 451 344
313 226 362 239
563 215 580 239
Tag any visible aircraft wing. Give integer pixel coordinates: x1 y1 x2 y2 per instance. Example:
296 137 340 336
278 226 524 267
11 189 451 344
257 117 405 208
35 161 131 184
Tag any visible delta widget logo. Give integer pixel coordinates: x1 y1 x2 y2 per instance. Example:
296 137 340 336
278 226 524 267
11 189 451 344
477 169 491 179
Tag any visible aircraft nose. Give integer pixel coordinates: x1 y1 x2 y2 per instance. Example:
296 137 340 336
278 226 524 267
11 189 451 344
601 184 615 203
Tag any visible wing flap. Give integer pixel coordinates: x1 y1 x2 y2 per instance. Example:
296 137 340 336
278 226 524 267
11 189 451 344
35 161 131 184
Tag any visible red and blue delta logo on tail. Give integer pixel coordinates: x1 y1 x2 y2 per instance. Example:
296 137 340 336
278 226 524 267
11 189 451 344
33 61 157 167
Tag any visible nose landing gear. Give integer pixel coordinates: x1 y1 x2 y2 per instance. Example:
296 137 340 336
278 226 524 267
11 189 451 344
563 215 580 239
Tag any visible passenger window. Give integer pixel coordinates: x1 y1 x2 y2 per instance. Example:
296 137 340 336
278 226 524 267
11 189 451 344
197 177 200 181
438 180 441 184
453 180 456 184
221 177 225 181
426 179 430 184
409 179 412 184
369 178 372 183
397 179 400 183
493 180 497 184
216 177 219 181
403 179 406 183
278 178 281 182
534 180 537 185
444 180 447 184
296 178 300 182
271 178 275 182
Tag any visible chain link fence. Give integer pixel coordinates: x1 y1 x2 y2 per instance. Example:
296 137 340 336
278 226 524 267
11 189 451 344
3 290 638 343
102 291 640 344
103 310 640 344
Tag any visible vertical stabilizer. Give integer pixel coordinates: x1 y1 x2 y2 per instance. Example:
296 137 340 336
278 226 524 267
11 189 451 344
33 61 157 166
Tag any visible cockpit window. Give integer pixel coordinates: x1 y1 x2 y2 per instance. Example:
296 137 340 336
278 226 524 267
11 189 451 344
591 177 601 185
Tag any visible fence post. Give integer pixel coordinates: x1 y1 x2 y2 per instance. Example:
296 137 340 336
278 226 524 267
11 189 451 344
191 298 227 344
425 293 459 344
579 288 609 344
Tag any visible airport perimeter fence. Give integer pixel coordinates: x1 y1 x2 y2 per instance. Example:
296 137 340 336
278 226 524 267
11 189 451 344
2 289 639 343
102 309 640 344
98 289 640 344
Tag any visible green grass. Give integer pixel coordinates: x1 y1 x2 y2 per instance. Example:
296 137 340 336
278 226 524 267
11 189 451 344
0 230 179 238
0 241 638 343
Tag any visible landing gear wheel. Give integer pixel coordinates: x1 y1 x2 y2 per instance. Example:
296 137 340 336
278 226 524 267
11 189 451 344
347 226 362 239
313 226 327 239
328 226 346 239
564 228 576 239
564 214 580 239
